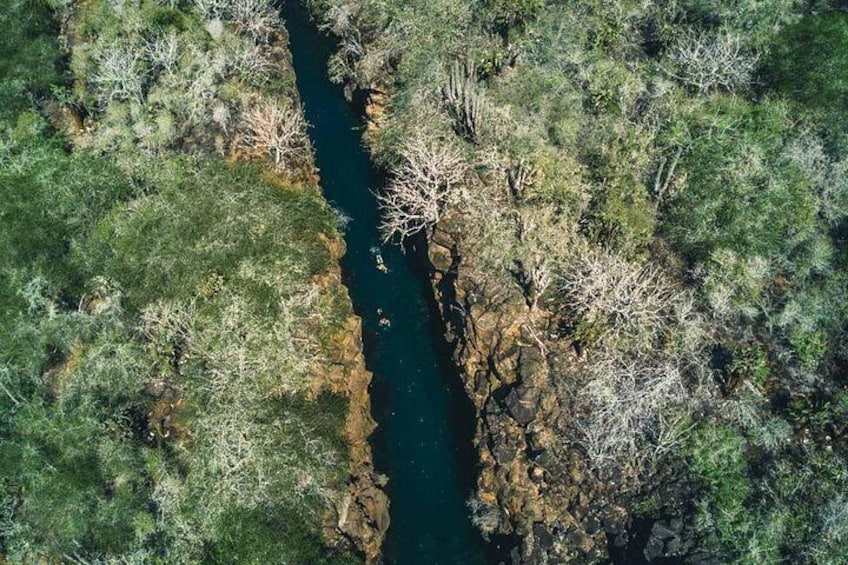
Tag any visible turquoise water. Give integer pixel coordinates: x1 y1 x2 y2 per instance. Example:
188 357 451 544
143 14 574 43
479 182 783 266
281 3 490 563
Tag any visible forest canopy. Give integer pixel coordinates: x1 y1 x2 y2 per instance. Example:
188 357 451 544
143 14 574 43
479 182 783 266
0 0 360 562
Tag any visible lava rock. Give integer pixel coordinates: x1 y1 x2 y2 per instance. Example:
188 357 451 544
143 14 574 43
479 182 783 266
644 534 665 561
583 516 601 535
652 521 677 540
492 431 522 464
666 535 682 555
533 523 555 550
505 388 537 425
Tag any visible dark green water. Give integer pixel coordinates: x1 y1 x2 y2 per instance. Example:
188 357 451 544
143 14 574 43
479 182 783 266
281 3 489 563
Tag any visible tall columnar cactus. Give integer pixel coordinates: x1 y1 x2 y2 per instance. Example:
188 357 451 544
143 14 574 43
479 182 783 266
443 59 486 144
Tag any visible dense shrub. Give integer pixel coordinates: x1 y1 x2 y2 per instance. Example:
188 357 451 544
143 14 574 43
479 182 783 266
0 1 359 562
767 12 848 119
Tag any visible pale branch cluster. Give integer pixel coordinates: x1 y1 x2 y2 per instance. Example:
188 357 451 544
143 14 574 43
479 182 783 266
212 102 231 133
668 31 758 94
575 355 689 468
718 385 764 429
320 3 358 36
652 145 683 203
193 0 227 19
527 254 552 311
194 287 322 398
239 100 310 173
91 44 146 104
699 248 771 320
0 368 22 407
507 159 536 202
559 251 686 352
822 495 848 544
194 412 270 505
556 249 711 471
378 133 468 242
321 3 365 83
140 300 195 367
229 0 278 41
443 60 486 143
501 204 575 307
145 281 333 521
782 136 848 225
190 410 337 514
192 0 278 41
318 0 403 86
223 39 274 84
513 253 551 311
194 413 337 509
144 32 181 73
78 276 124 316
328 33 366 84
515 204 577 263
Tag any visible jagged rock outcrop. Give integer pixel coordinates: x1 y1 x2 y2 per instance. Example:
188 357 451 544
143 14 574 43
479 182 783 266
428 212 630 563
286 33 389 565
316 238 390 563
319 313 390 562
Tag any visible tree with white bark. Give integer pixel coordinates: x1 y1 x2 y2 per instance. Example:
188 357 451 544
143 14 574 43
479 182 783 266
557 249 710 471
239 99 310 173
91 43 147 104
668 31 758 94
378 132 468 242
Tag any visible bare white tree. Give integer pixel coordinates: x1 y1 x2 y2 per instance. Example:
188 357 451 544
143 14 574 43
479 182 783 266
559 251 686 352
221 39 273 85
239 99 310 173
193 0 278 42
228 0 277 42
193 0 228 19
668 31 758 94
91 43 147 103
378 132 468 242
575 354 689 468
555 248 711 472
144 32 180 73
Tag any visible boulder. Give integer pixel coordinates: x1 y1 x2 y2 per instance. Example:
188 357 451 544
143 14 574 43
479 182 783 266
505 387 537 425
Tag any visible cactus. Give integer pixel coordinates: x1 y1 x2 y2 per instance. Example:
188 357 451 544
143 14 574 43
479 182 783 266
507 159 535 202
443 59 485 143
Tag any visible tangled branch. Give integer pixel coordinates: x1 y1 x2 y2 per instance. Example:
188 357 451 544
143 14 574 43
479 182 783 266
239 100 310 173
378 133 467 242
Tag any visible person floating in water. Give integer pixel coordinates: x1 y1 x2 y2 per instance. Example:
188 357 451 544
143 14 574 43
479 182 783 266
375 253 388 273
377 308 391 327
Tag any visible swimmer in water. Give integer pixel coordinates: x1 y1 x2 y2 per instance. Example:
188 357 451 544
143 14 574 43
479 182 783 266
375 254 388 273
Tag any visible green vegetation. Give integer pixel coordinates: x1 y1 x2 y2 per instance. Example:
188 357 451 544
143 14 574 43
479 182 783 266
308 0 848 560
767 12 848 119
1 0 360 562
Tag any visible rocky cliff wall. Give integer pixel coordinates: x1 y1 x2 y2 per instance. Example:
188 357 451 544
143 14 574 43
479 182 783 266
427 211 631 563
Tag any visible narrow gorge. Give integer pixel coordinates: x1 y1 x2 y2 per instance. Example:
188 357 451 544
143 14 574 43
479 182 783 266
4 0 848 563
283 3 493 562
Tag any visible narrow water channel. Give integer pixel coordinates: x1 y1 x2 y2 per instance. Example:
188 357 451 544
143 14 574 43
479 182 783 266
281 3 489 563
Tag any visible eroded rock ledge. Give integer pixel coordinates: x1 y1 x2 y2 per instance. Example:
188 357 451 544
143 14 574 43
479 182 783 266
428 212 630 563
316 240 390 563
